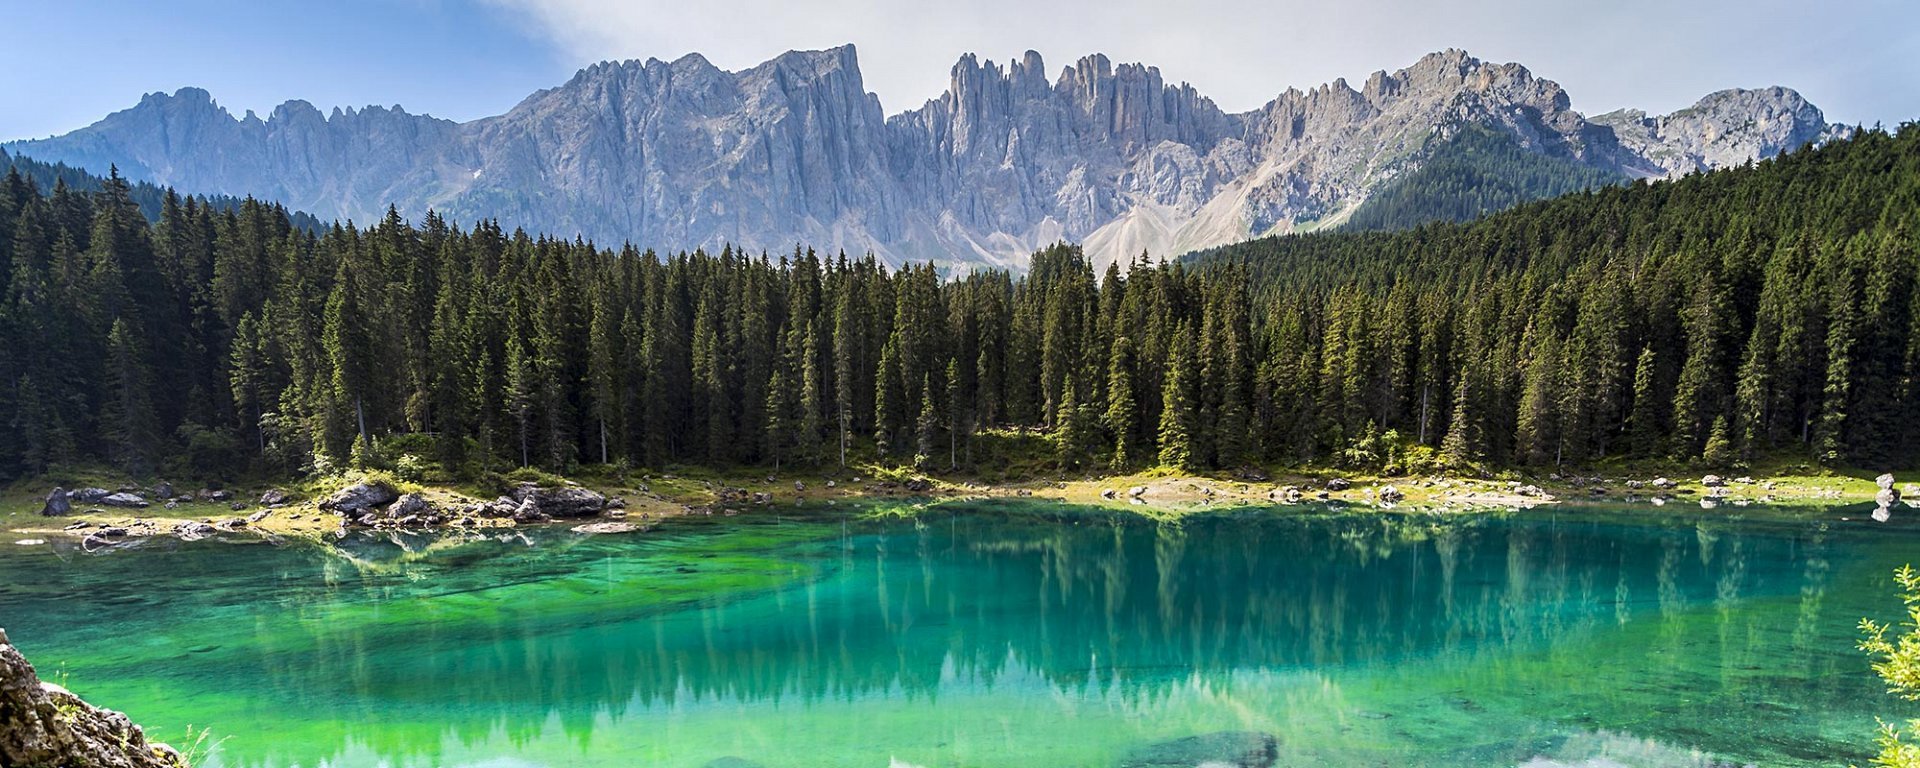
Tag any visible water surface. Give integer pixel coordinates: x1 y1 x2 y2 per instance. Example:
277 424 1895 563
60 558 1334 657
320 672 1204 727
0 501 1908 767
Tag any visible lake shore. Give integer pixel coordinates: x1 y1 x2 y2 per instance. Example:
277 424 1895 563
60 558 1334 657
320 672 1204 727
3 462 1909 544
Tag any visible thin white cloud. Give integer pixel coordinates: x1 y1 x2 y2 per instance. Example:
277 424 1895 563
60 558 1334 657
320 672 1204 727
483 0 1913 125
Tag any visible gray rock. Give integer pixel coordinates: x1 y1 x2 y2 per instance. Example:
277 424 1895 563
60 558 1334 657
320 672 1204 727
7 49 1842 273
1118 731 1279 768
1701 475 1725 488
173 521 216 541
0 641 181 768
1326 478 1352 491
152 482 174 499
1651 477 1677 490
320 482 399 515
100 492 149 509
1378 485 1404 502
69 488 113 504
388 493 432 519
572 522 640 534
1878 473 1898 491
507 483 607 518
511 499 551 524
1591 87 1850 177
259 488 292 506
39 488 71 517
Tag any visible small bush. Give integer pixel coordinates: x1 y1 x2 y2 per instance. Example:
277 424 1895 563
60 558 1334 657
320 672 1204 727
391 453 431 484
504 466 565 488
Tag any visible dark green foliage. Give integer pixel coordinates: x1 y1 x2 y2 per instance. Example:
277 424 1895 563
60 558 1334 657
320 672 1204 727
1343 125 1627 232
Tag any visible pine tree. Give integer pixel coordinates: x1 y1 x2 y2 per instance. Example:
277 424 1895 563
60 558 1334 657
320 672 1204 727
1627 347 1663 457
1104 335 1139 468
1701 415 1735 469
944 357 964 470
833 286 857 466
914 373 938 469
1157 328 1197 471
102 318 160 477
504 334 535 468
874 336 901 458
322 257 377 459
1441 359 1485 469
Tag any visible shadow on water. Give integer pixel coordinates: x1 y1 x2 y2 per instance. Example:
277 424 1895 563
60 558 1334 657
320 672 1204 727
0 501 1908 767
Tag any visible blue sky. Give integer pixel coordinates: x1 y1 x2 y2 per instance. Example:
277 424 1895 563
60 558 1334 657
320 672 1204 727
4 0 1917 141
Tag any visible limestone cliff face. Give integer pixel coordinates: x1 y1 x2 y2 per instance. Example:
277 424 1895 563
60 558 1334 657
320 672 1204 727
6 46 1847 270
0 637 182 768
1591 86 1854 177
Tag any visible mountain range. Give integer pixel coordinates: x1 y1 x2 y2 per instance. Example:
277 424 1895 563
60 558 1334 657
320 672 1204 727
4 46 1850 270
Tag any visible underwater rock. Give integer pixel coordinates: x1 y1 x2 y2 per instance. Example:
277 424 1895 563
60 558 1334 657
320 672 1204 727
1118 731 1279 768
571 522 640 534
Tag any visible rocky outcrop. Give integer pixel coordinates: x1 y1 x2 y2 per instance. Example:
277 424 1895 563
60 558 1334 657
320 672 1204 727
101 492 151 509
1591 87 1852 177
69 488 115 504
507 483 608 519
319 482 399 515
0 634 182 768
7 47 1843 272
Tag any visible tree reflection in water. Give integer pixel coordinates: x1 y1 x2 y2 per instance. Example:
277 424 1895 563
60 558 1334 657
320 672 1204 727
0 502 1898 767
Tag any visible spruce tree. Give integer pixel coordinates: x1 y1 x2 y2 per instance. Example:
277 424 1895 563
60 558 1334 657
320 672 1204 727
1104 335 1139 468
102 318 160 477
1157 328 1197 471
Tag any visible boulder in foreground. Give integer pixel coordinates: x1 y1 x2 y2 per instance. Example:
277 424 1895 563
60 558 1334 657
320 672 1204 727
0 633 182 767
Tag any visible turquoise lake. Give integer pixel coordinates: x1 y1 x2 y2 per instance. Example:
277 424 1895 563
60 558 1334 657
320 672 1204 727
0 500 1912 767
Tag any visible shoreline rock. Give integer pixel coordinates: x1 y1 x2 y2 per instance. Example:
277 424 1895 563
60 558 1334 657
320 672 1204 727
0 636 181 767
320 482 399 515
39 488 71 517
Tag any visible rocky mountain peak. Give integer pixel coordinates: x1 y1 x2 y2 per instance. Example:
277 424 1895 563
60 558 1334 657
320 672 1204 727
6 47 1849 271
1592 85 1850 176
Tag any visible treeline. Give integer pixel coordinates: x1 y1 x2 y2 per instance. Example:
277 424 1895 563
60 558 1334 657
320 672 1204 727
0 161 1261 481
1343 125 1626 232
0 148 325 232
2 124 1917 484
